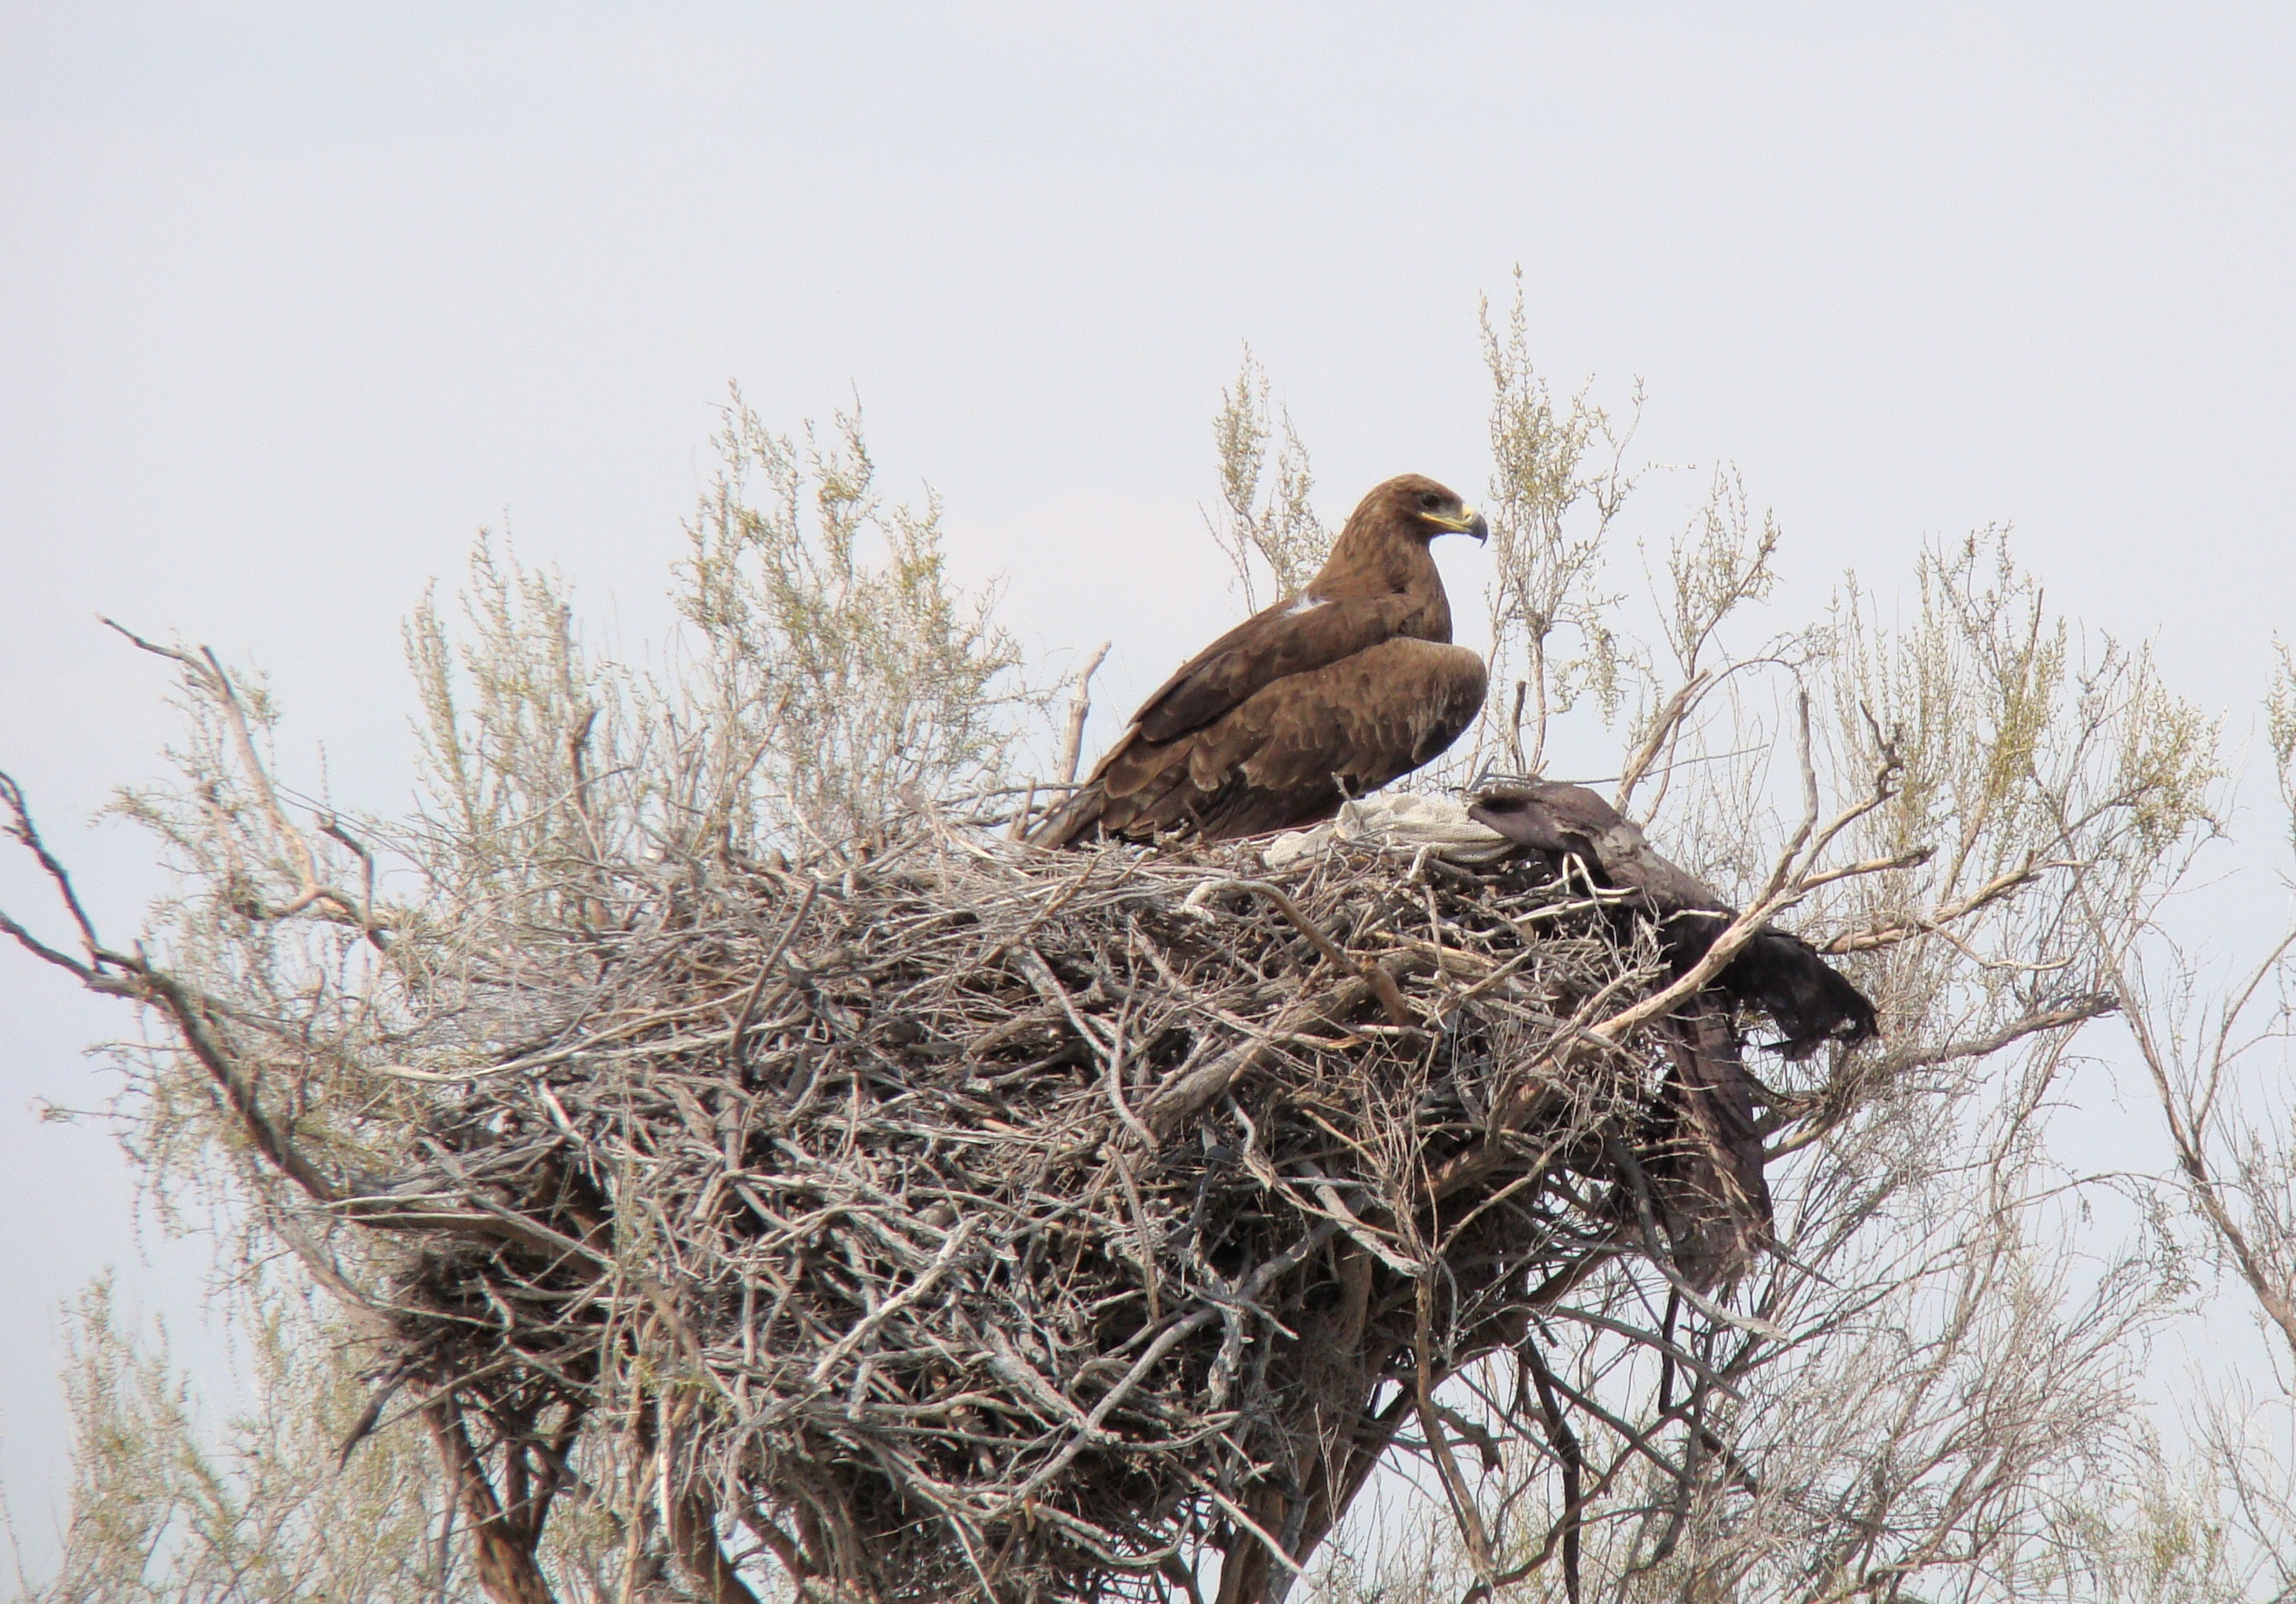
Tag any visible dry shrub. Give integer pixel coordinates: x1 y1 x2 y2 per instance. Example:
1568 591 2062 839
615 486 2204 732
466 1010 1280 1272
3 369 2240 1604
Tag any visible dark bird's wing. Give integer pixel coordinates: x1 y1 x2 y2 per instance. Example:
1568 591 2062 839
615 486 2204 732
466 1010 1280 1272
1470 784 1874 1056
1646 1003 1774 1290
1075 638 1487 842
1034 471 1487 848
1712 929 1877 1059
1462 781 1608 859
1471 782 1877 1288
1470 784 1723 910
1032 593 1439 847
1130 592 1427 743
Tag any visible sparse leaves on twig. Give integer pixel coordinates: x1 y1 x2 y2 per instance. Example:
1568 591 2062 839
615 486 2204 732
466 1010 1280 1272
1205 346 1330 611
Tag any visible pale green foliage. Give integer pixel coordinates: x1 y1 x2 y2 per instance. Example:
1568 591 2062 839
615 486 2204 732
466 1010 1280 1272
19 1274 461 1604
12 397 1038 1602
405 390 1039 877
102 649 413 1217
407 531 614 915
2044 1460 2247 1604
1205 346 1329 611
678 391 1039 844
2058 643 2296 1604
16 1257 711 1603
1659 469 1781 677
1826 529 2222 1047
1611 465 1794 819
2190 1382 2296 1603
2267 639 2296 851
1468 275 1810 816
1472 271 1641 777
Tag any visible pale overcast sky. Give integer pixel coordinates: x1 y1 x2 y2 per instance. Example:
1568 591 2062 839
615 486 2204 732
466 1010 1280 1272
3 1 2293 1555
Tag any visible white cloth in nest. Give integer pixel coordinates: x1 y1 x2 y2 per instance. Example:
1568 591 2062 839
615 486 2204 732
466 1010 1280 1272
1261 792 1514 870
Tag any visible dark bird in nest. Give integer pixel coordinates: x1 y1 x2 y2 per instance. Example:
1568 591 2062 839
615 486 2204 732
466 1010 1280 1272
1470 781 1878 1286
1031 474 1489 847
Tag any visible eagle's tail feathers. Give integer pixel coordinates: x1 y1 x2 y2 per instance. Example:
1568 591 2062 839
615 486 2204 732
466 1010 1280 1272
1027 784 1108 849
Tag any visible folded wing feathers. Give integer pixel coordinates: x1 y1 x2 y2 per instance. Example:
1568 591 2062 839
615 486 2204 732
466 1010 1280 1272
1066 638 1486 844
1033 476 1487 848
1467 781 1878 1288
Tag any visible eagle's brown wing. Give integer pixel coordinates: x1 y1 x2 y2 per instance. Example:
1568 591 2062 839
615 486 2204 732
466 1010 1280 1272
1648 1002 1774 1290
1070 637 1486 843
1471 783 1729 913
1469 783 1877 1055
1466 781 1614 861
1469 781 1877 1289
1130 592 1428 743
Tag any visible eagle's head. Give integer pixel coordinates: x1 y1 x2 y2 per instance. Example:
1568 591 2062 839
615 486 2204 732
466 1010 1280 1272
1354 474 1490 545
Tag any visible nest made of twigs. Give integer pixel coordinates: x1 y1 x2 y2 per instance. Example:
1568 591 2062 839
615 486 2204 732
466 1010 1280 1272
368 814 1764 1603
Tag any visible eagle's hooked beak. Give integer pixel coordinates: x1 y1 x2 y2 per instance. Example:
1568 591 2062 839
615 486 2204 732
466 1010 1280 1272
1428 506 1491 543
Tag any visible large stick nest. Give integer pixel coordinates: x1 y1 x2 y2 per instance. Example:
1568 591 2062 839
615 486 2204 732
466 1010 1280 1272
370 814 1776 1602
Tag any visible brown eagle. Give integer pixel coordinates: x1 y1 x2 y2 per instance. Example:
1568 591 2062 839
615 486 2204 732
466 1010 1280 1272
1468 782 1877 1286
1032 474 1490 847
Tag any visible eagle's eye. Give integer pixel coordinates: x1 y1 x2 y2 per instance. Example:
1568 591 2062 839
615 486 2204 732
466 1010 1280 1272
1418 491 1441 509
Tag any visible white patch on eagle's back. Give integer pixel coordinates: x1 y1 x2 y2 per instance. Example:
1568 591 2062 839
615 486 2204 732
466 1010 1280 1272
1283 593 1327 616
